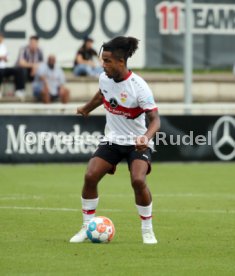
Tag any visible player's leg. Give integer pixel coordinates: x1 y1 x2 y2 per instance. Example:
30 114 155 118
82 143 121 201
70 156 114 243
82 156 113 198
130 159 151 205
129 150 157 244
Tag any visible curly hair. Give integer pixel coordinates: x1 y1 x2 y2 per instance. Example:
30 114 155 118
101 36 139 62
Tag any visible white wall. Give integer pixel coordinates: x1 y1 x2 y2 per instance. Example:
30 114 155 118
0 0 145 68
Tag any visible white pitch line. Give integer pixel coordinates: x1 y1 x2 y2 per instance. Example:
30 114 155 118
0 196 42 201
99 193 235 198
1 193 235 201
0 206 234 214
0 206 78 212
0 206 122 212
159 208 235 214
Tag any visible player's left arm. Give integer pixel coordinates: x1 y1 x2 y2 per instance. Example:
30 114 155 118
145 109 160 140
135 110 160 151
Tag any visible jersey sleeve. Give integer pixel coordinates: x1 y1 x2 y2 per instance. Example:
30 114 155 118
137 82 158 112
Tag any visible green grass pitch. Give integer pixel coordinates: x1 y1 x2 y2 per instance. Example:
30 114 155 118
0 163 235 276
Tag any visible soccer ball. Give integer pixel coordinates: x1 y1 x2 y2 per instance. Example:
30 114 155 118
86 216 115 243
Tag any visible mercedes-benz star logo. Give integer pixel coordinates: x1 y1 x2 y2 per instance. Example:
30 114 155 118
109 98 118 108
212 116 235 161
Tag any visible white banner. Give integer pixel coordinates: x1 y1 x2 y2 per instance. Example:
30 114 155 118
155 1 235 35
0 0 145 67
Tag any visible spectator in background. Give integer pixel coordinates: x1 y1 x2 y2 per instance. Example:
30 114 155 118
16 35 44 82
33 55 69 103
0 33 25 99
73 37 103 77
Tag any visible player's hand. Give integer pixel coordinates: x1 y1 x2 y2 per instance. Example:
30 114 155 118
135 135 149 151
76 107 88 117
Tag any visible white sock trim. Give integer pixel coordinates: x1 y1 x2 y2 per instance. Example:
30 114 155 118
136 203 153 230
81 197 99 210
136 202 152 217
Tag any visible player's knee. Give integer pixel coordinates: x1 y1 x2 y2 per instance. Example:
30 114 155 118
131 177 146 192
84 171 99 186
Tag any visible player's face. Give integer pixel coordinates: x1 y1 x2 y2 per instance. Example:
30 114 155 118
102 51 124 80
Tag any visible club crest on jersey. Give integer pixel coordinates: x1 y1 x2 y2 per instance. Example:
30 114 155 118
109 98 118 108
120 92 128 103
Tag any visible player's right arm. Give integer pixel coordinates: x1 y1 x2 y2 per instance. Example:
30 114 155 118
77 90 103 117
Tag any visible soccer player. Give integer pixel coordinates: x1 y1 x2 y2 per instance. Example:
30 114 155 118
70 36 160 244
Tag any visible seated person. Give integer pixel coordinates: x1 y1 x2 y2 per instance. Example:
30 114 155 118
73 37 103 77
0 32 25 99
16 35 44 82
33 55 69 103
